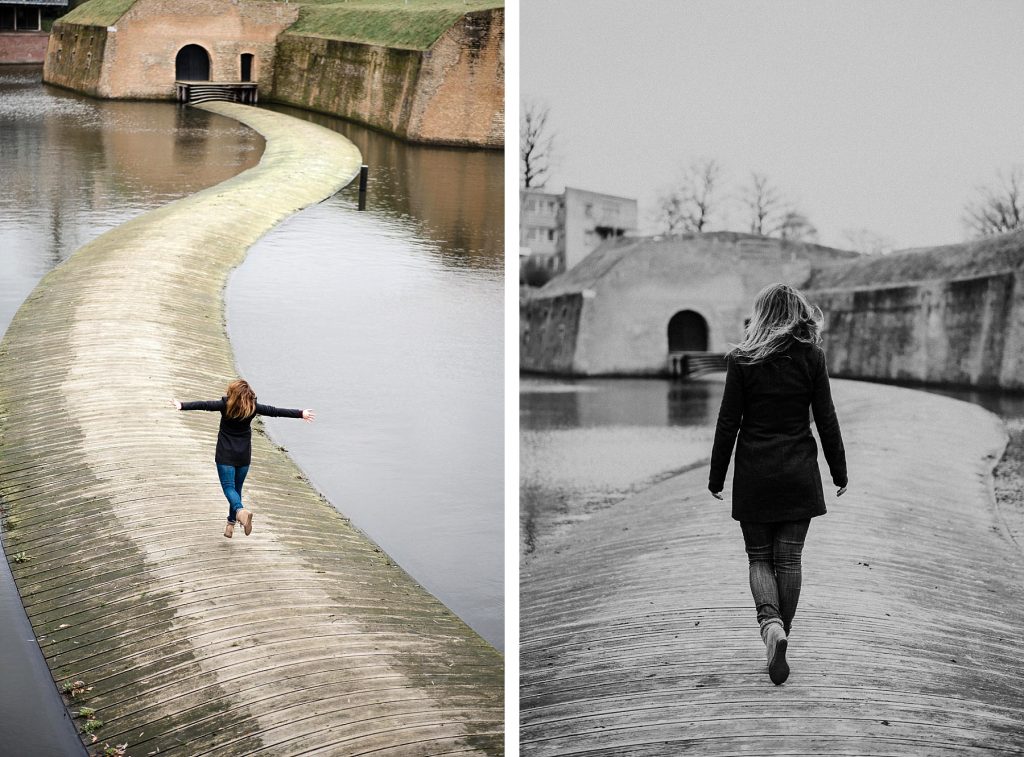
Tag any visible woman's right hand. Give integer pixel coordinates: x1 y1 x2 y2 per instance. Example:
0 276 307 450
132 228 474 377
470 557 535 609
171 399 182 410
302 409 316 423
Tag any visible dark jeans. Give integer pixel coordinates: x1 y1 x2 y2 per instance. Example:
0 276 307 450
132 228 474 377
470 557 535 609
740 519 811 634
216 463 250 523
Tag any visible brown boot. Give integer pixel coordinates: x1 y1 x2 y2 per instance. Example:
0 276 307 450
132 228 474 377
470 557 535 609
224 521 234 539
236 508 254 536
762 621 790 685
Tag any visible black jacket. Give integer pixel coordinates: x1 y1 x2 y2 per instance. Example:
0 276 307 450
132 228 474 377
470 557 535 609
180 397 303 466
709 341 847 522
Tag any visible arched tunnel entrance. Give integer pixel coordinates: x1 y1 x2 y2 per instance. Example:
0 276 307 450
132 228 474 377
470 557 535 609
667 310 722 377
668 309 709 352
175 44 211 81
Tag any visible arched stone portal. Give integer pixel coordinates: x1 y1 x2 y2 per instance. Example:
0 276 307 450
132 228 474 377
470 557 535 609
175 44 210 81
667 310 709 352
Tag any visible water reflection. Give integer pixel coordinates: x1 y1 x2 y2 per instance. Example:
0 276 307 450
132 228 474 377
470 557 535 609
228 174 504 648
521 375 724 430
0 65 262 335
261 103 502 269
520 377 721 560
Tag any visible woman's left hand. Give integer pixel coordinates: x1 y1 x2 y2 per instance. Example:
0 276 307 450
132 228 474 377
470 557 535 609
302 409 316 423
711 491 724 500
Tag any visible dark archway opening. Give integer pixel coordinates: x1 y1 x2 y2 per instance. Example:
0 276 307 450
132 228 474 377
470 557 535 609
240 53 254 82
667 310 709 352
175 44 211 81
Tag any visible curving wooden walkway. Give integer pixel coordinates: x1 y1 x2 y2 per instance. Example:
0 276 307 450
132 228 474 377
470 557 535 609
521 380 1024 755
0 102 502 756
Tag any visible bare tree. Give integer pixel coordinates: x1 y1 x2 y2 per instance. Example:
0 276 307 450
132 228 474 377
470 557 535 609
841 227 895 256
656 158 724 233
740 172 785 235
521 100 555 189
963 166 1024 237
777 210 818 243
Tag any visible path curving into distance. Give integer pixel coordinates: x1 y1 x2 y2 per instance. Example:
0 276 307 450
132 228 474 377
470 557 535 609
521 380 1024 755
0 102 502 756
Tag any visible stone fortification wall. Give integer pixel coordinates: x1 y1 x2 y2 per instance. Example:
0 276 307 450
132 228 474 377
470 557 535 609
0 31 51 64
269 8 503 147
520 293 585 374
522 228 1024 388
42 1 502 147
269 34 421 139
522 234 848 375
44 23 108 96
807 231 1024 389
44 0 297 99
404 9 503 147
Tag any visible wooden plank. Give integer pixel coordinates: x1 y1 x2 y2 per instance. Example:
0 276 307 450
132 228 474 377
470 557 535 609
0 102 502 756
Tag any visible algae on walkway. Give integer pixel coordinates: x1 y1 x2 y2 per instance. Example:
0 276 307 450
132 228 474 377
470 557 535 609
0 102 502 756
521 380 1024 755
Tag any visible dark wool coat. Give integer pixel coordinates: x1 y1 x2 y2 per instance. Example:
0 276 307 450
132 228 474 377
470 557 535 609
709 341 847 522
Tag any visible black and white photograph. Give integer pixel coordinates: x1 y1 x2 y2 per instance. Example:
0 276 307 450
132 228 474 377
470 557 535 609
520 1 1024 754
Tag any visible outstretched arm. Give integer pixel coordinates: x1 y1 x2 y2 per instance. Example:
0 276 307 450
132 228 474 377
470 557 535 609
173 399 226 412
256 403 315 423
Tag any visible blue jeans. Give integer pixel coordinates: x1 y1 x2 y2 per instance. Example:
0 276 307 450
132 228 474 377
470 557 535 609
216 464 249 523
740 519 811 634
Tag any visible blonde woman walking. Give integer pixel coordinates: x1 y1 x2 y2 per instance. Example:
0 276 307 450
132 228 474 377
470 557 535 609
709 283 847 685
172 379 314 538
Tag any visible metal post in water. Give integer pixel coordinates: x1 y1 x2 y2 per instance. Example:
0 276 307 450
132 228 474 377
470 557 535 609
358 164 368 211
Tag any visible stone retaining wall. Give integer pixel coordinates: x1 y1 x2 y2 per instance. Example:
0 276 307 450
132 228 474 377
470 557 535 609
0 31 50 64
269 8 504 147
810 270 1024 389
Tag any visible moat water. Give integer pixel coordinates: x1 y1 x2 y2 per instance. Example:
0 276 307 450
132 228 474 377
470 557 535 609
520 374 1024 562
0 65 500 751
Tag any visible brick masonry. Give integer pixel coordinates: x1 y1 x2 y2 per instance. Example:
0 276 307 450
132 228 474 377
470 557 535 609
270 8 504 148
45 0 296 98
42 0 504 148
0 31 49 64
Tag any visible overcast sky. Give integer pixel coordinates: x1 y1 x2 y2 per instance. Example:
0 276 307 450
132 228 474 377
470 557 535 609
521 0 1024 250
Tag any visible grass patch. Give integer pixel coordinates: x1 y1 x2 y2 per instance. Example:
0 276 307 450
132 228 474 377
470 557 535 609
288 1 503 49
58 0 502 48
58 0 135 26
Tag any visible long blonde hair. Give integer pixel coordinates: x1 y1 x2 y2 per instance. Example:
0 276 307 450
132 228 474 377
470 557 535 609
732 283 823 363
225 379 256 419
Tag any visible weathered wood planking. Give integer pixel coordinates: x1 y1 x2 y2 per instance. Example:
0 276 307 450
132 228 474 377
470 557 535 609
0 102 502 756
521 380 1024 755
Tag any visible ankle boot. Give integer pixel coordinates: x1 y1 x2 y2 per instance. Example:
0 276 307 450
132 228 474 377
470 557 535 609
762 621 789 685
224 521 234 539
235 508 253 536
